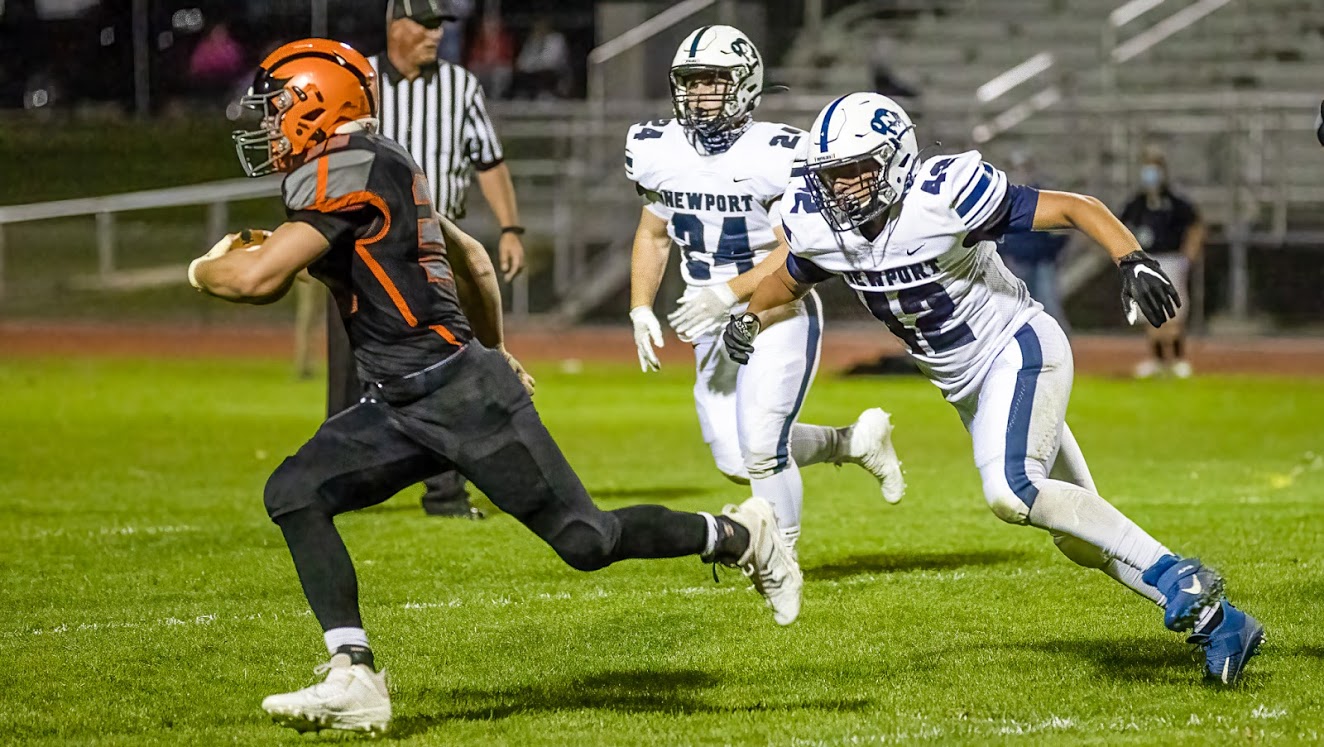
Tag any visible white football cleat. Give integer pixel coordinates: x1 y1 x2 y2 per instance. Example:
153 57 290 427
1170 360 1193 379
261 653 391 735
722 497 803 626
845 408 906 504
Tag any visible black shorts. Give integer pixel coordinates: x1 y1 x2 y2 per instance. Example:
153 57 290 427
266 343 617 549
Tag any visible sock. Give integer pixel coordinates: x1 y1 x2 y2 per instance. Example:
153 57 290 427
276 507 363 631
1152 340 1166 361
706 516 750 564
1028 480 1172 587
1101 559 1166 605
697 512 720 557
325 626 370 653
789 423 847 466
1172 337 1186 360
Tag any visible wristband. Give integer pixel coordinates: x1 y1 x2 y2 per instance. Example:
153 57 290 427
501 226 526 236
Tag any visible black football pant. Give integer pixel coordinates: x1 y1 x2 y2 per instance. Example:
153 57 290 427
266 342 710 632
325 295 470 509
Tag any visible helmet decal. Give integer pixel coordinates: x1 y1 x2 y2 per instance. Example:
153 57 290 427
871 108 903 137
688 25 711 57
817 95 848 153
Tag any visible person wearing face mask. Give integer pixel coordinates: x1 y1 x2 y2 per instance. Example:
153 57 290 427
1118 149 1205 378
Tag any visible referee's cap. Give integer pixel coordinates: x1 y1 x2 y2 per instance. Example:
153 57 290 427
389 0 458 28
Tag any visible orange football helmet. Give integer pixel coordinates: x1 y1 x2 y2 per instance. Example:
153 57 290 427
233 38 378 177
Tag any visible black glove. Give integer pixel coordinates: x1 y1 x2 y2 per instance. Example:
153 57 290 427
1117 251 1180 328
722 312 761 364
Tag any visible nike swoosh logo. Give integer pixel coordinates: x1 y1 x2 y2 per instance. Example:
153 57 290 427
906 244 926 256
733 177 753 183
1181 576 1202 595
1133 265 1172 286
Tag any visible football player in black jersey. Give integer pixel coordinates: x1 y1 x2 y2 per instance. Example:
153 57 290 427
188 38 800 735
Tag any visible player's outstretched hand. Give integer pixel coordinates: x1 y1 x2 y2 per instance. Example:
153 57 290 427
629 306 664 372
667 283 737 342
1118 251 1180 328
501 348 536 396
722 312 761 365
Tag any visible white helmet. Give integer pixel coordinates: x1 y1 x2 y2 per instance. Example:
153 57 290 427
804 92 919 232
670 25 764 152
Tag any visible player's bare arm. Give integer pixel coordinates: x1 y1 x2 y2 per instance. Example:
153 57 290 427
190 223 328 304
440 215 535 394
1031 189 1181 327
628 207 671 371
440 215 504 348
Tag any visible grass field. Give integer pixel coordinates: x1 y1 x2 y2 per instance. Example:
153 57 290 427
3 356 1323 745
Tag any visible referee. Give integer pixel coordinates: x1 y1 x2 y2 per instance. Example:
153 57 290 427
324 0 528 519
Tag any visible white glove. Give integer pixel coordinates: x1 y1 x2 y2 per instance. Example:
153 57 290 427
667 283 738 342
629 306 664 372
188 230 272 289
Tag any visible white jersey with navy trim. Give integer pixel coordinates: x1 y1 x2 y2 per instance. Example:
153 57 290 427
625 119 804 287
779 150 1042 402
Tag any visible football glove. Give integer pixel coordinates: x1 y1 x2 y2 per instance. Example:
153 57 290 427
722 312 761 365
667 283 738 342
629 306 664 372
188 229 272 289
1118 251 1180 328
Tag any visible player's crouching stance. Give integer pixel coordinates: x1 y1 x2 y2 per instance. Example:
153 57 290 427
626 26 906 561
727 92 1263 684
189 39 798 736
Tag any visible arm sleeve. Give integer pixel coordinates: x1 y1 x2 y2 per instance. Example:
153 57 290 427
964 184 1040 245
785 251 834 284
463 81 505 171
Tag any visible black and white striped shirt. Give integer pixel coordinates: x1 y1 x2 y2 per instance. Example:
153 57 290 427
369 55 504 220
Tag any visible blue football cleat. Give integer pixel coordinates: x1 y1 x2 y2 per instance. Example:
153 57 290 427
1142 554 1225 631
1188 601 1264 685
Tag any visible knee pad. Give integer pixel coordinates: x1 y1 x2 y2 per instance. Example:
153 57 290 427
264 457 320 521
1052 532 1111 569
548 518 615 572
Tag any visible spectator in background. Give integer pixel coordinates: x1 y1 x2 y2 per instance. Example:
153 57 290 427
1119 147 1205 379
188 22 245 99
512 16 570 99
468 14 514 99
997 150 1069 331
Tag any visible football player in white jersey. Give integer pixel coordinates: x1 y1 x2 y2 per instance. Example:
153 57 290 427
725 92 1263 682
626 26 906 579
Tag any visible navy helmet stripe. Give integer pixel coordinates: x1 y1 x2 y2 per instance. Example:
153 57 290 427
817 95 849 153
689 26 712 57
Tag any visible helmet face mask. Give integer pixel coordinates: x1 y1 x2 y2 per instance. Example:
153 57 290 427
669 26 763 153
233 86 294 177
804 93 919 233
807 146 898 232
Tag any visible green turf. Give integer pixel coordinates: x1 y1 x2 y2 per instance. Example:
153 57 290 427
2 358 1322 745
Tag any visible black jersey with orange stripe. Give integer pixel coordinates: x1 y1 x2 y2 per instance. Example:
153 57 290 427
283 131 473 381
